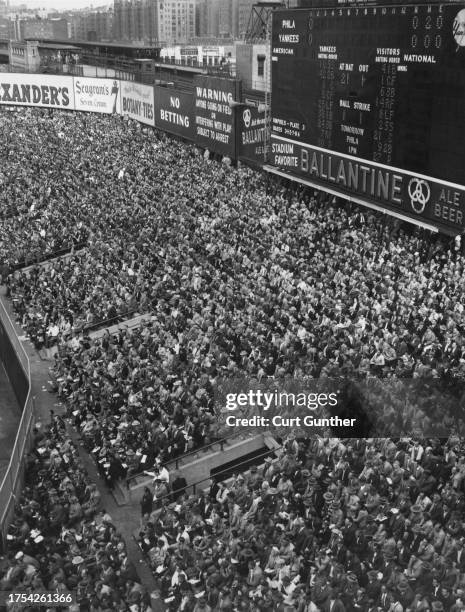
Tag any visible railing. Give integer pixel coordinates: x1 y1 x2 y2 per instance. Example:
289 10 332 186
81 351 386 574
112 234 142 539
0 298 34 548
1 63 69 75
1 57 238 90
140 444 281 512
205 63 236 78
156 57 236 76
82 308 140 335
41 308 141 355
11 241 87 274
126 432 239 490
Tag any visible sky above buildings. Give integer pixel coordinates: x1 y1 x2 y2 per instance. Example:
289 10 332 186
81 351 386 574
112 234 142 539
21 0 110 9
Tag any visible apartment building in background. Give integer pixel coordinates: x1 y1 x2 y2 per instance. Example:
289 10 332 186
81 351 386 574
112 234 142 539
158 0 195 45
195 0 252 41
17 17 68 41
114 0 195 45
4 4 113 43
1 0 301 47
112 0 301 45
195 0 301 42
238 0 256 39
195 0 219 39
219 0 239 38
74 9 114 41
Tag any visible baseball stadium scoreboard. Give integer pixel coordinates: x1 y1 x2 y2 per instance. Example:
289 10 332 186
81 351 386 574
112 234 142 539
269 1 465 234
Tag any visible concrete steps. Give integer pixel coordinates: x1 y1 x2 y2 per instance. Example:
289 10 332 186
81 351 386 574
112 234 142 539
115 437 238 504
123 433 272 505
41 312 148 360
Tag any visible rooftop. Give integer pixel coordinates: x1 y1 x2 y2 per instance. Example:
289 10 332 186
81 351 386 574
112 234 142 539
38 42 81 51
25 38 161 50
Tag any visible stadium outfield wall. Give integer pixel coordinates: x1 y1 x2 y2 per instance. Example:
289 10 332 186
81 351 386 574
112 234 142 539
0 73 267 165
1 71 462 235
0 299 33 549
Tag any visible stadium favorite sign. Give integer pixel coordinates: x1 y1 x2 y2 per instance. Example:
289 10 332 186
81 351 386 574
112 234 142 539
0 74 74 108
271 135 465 234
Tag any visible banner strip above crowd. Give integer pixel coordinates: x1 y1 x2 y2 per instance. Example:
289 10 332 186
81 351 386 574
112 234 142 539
269 135 465 236
73 77 121 115
0 72 463 236
153 85 195 141
237 104 269 167
119 81 155 127
0 74 74 109
265 164 441 235
193 75 240 159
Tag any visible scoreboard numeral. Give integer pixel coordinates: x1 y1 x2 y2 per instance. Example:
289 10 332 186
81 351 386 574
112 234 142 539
425 15 432 30
435 34 442 49
412 15 419 29
424 34 431 49
411 34 418 48
436 15 443 29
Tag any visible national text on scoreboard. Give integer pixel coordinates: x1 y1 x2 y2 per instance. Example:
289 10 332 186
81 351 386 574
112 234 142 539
270 3 465 233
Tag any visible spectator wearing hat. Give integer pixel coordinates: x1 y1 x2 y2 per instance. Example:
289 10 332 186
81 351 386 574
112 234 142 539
365 570 382 602
321 588 346 611
193 595 211 612
140 487 153 517
171 471 188 502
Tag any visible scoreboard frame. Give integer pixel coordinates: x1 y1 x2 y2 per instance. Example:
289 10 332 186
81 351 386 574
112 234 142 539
268 2 465 235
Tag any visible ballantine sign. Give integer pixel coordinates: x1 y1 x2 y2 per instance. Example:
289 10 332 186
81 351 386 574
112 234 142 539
271 136 465 233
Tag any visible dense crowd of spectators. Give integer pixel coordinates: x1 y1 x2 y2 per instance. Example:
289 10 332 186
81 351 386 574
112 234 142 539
1 107 461 473
0 110 121 269
51 321 217 477
3 110 465 377
137 432 465 612
2 415 150 611
2 107 465 610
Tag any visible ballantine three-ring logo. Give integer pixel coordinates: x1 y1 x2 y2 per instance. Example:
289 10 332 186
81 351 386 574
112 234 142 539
243 108 252 128
453 9 465 48
408 178 431 214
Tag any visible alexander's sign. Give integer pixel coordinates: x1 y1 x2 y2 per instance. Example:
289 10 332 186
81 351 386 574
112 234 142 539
0 75 73 108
